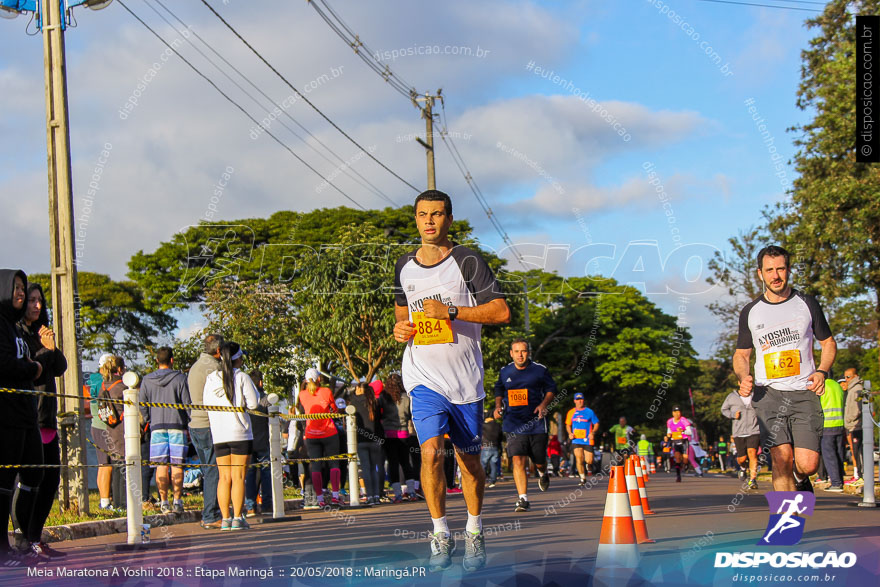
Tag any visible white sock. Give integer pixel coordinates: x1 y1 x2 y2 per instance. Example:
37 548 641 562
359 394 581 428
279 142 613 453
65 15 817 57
100 498 111 508
332 491 339 499
466 513 482 534
392 482 402 498
519 493 528 501
695 465 702 474
414 480 421 490
432 516 449 536
405 479 416 494
792 471 803 483
854 467 859 479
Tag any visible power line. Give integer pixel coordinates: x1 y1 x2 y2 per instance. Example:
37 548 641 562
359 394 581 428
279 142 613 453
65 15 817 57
198 0 420 193
309 0 528 268
146 0 398 207
436 100 526 266
690 0 823 11
115 0 368 211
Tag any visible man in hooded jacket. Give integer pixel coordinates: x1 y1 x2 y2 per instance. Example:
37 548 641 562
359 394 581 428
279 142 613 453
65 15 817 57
0 269 44 566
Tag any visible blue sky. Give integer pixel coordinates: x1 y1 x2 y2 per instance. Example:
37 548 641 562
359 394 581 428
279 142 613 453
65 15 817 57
0 0 826 358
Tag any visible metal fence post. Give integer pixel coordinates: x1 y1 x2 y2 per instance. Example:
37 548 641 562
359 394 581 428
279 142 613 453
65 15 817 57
345 406 362 507
267 395 286 519
122 372 143 544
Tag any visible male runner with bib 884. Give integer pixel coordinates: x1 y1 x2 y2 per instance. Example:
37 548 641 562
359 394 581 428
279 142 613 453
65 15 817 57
393 190 510 573
733 245 836 492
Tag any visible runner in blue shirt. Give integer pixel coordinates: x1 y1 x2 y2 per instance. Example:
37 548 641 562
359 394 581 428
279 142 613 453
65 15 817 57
565 393 599 486
493 338 557 513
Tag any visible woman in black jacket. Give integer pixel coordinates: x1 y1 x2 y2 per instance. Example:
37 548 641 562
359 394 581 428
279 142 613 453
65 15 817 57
350 382 385 505
0 269 43 567
18 283 67 559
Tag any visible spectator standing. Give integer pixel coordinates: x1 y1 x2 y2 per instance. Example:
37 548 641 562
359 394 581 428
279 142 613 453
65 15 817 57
297 369 343 507
843 368 865 483
481 413 503 488
139 347 190 514
0 270 43 567
203 342 258 530
350 382 385 505
97 356 127 509
244 370 272 516
187 334 224 529
379 373 419 501
17 283 67 559
818 377 846 492
88 354 115 511
546 435 562 478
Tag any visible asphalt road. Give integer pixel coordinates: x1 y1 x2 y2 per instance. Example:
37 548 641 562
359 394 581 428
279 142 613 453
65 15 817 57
3 471 878 587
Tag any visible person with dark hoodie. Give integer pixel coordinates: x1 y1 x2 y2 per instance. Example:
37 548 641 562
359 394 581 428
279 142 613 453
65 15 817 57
17 283 67 560
351 382 385 505
139 346 190 515
0 269 44 567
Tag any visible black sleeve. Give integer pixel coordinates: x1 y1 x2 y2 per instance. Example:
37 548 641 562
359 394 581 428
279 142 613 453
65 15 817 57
393 252 414 307
735 301 756 350
804 294 833 341
0 325 39 384
452 246 505 305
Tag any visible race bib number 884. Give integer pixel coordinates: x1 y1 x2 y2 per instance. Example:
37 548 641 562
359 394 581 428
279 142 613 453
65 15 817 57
411 311 454 345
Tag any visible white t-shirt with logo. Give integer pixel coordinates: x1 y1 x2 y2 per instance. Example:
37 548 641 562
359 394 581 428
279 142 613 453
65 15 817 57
393 244 505 404
736 289 832 391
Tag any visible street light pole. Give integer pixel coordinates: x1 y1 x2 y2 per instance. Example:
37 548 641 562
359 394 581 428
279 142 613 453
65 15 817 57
41 0 88 515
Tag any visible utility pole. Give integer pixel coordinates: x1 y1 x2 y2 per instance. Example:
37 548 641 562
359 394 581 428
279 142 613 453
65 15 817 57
42 0 88 515
414 91 441 190
1 0 114 515
523 278 530 333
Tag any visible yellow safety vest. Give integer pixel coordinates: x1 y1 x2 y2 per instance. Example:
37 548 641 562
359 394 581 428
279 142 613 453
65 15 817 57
821 379 845 429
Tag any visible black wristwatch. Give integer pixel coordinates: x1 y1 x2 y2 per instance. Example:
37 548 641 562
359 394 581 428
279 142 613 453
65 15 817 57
447 306 458 321
816 369 828 378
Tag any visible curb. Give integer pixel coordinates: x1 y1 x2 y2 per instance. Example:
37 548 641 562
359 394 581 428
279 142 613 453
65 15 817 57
10 499 303 545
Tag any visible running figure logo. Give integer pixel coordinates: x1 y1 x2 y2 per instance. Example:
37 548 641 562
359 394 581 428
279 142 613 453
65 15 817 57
759 491 816 546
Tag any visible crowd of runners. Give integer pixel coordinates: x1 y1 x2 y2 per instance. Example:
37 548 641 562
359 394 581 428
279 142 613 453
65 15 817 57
1 190 874 575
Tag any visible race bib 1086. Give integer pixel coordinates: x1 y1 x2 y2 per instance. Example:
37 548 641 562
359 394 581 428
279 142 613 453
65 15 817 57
411 311 454 345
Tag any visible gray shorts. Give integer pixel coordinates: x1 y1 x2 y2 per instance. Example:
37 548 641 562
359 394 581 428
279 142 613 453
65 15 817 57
752 386 822 453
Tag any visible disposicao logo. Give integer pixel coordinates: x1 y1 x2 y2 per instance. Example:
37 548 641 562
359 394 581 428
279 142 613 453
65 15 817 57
760 491 814 546
714 491 857 570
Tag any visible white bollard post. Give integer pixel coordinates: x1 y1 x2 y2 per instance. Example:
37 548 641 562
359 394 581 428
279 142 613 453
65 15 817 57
858 381 876 507
345 405 362 507
267 394 286 519
122 372 143 545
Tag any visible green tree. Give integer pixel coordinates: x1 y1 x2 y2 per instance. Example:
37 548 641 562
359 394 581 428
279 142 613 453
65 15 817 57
126 206 474 311
31 272 176 360
768 0 880 362
503 273 699 438
201 281 308 396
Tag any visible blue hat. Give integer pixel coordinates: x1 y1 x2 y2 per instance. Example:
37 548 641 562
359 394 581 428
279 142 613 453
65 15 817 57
574 392 584 400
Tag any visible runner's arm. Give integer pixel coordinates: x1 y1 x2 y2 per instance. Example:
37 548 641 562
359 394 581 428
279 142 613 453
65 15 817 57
394 304 416 341
807 335 837 393
423 297 511 325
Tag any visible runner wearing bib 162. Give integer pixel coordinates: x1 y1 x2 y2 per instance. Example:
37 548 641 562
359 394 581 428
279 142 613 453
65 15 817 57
733 245 836 493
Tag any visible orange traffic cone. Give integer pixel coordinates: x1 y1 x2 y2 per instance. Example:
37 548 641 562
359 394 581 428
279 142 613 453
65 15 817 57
595 465 640 570
650 461 657 475
640 456 649 481
625 458 654 544
633 456 655 515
